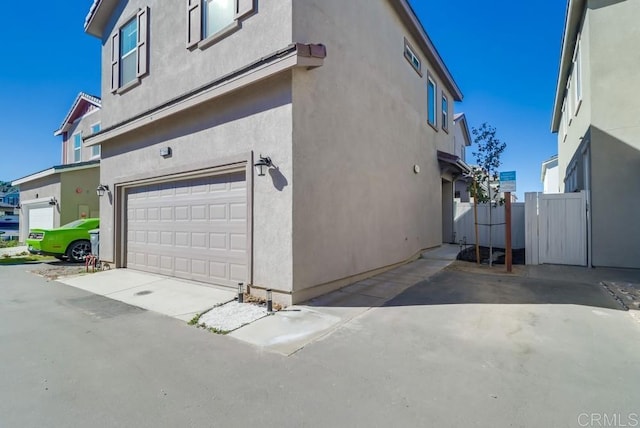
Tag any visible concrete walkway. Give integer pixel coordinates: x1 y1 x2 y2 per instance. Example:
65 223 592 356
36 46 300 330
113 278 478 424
55 245 460 353
230 245 460 355
0 245 28 257
58 269 235 322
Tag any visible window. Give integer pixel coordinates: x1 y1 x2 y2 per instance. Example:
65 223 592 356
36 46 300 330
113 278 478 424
573 38 582 114
441 95 449 131
186 0 256 49
73 133 82 163
204 0 235 37
110 7 148 93
566 76 573 126
403 38 421 75
427 76 437 128
120 19 138 86
561 100 567 142
91 124 101 158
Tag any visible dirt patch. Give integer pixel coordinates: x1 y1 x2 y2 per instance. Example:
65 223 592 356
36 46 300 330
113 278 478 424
446 260 527 276
457 246 525 265
602 281 640 311
31 263 88 281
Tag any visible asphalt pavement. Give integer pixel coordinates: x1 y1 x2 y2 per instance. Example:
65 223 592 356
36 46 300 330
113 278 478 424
1 261 639 427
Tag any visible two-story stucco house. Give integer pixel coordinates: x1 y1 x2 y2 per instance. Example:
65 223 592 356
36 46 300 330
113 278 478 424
84 0 464 304
13 93 102 241
551 0 640 269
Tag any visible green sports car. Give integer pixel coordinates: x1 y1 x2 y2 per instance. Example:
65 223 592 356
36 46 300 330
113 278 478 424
27 218 99 262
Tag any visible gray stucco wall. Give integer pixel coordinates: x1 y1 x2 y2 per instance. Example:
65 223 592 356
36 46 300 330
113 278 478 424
587 0 640 268
64 109 102 164
290 0 457 296
99 0 292 129
59 168 100 225
589 127 640 268
99 74 295 293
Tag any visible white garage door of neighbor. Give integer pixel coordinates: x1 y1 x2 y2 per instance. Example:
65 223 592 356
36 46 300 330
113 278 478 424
28 206 54 231
126 172 248 288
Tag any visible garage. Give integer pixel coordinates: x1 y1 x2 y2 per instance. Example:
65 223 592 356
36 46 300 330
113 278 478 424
125 171 248 288
28 206 55 231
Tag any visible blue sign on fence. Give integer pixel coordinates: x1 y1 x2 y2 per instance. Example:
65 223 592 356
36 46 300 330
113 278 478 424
499 171 517 192
499 171 516 182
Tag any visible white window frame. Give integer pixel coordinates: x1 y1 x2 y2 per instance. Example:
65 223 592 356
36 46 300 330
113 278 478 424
110 7 149 93
561 100 567 142
566 75 573 126
73 133 82 163
573 36 582 115
90 123 101 158
403 38 422 76
441 94 449 132
427 75 437 129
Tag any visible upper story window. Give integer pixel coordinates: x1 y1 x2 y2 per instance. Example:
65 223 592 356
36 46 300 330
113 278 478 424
186 0 256 49
110 7 149 93
403 38 421 75
73 133 82 163
566 75 573 126
427 75 437 129
205 0 235 37
561 100 567 142
441 95 449 132
573 38 582 115
120 19 138 86
91 123 101 158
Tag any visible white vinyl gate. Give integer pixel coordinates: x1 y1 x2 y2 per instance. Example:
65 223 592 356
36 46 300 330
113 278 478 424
525 192 587 266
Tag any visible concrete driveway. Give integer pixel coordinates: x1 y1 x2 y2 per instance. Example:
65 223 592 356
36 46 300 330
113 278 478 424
1 260 640 427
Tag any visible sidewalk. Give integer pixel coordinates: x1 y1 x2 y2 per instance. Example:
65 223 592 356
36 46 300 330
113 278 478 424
0 245 28 257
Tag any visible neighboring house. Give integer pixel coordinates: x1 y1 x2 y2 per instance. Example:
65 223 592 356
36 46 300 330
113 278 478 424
550 0 640 269
84 0 464 305
0 190 20 208
541 155 560 194
0 202 17 217
452 113 473 203
12 93 102 241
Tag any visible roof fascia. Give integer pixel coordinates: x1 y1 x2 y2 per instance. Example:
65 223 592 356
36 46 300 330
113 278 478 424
551 0 586 132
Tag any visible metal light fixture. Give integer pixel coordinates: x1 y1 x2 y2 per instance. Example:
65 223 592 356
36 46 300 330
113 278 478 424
96 184 110 197
254 155 272 177
237 282 244 303
266 289 273 313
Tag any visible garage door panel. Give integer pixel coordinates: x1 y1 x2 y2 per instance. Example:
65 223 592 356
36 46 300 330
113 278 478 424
126 171 247 288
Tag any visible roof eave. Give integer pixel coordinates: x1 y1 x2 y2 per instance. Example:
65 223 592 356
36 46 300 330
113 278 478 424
551 0 586 132
454 113 472 147
84 0 119 38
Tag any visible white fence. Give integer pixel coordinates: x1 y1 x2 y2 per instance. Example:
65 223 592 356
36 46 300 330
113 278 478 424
525 192 587 266
453 202 526 249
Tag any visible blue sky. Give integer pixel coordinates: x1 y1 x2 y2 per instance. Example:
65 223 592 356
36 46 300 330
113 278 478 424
0 1 566 200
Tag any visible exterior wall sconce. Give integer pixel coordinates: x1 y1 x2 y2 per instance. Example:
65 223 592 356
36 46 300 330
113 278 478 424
254 155 272 177
48 197 57 206
96 184 110 197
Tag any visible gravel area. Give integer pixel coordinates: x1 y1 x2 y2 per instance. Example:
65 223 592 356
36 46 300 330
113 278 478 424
197 301 268 333
602 281 640 311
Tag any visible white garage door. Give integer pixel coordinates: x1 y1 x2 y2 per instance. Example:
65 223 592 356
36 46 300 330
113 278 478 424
28 206 54 231
126 172 248 287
